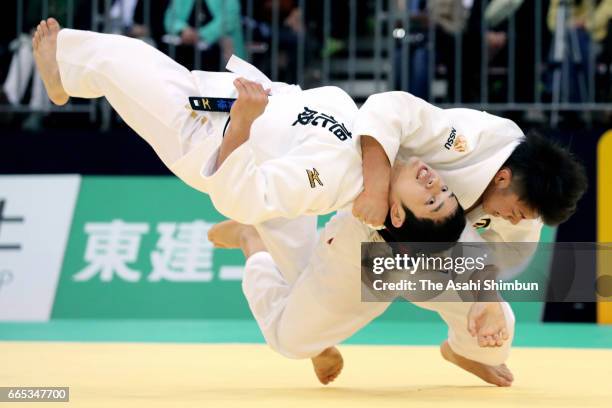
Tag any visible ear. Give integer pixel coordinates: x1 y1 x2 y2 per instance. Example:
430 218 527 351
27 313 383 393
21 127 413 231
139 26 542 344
494 167 513 189
390 202 406 228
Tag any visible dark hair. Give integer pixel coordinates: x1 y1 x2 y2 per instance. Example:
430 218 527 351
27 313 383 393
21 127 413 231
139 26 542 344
378 199 466 252
503 132 587 225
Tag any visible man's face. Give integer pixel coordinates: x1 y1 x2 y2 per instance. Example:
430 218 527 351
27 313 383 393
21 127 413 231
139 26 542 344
389 157 459 226
481 169 538 225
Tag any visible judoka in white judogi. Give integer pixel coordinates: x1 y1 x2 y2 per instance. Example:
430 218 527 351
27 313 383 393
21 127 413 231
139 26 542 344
54 29 539 282
353 92 543 268
45 26 521 372
241 210 515 366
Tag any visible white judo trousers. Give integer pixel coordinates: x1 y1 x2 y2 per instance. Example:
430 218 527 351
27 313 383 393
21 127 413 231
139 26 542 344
243 211 515 366
56 28 360 285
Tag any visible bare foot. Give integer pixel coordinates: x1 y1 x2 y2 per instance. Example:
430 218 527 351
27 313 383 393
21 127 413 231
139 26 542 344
440 340 513 387
208 220 251 248
32 18 69 105
311 347 344 385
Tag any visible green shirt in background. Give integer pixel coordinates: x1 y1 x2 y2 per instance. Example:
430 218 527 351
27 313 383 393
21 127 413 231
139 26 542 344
164 0 246 58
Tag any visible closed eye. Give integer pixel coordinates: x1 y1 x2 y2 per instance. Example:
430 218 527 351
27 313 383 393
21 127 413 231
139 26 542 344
426 186 449 207
431 192 456 213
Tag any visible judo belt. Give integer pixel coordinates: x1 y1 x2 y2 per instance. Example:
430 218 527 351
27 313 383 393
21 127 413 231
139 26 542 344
188 96 236 112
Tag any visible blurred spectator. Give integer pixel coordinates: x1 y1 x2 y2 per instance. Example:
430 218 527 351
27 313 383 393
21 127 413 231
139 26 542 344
545 0 609 103
107 0 169 46
485 0 525 27
392 0 430 99
2 1 72 130
429 0 469 34
164 0 245 70
244 0 303 83
459 0 523 103
548 0 612 42
393 0 469 100
109 0 142 35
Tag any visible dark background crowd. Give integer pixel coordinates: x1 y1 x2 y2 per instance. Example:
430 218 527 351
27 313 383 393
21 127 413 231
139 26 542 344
1 0 612 132
0 0 609 188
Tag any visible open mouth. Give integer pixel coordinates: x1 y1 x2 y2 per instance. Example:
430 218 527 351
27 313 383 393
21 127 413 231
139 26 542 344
417 165 429 181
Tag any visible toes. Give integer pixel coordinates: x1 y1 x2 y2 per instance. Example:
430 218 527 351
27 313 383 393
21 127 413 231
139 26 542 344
47 17 60 31
34 30 41 47
324 372 338 384
501 328 510 341
489 372 511 387
40 20 49 36
318 368 341 385
500 366 514 381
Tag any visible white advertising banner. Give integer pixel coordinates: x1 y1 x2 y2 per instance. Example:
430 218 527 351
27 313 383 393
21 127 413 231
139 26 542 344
0 175 80 321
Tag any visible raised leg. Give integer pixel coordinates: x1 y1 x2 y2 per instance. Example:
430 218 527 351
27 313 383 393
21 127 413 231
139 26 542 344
34 19 213 169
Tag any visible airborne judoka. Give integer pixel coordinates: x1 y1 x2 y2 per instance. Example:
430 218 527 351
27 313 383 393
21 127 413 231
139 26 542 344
32 18 466 286
33 18 586 386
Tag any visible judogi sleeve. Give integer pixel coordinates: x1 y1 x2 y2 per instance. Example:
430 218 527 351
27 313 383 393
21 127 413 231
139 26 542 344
204 139 361 225
352 91 446 163
480 219 544 271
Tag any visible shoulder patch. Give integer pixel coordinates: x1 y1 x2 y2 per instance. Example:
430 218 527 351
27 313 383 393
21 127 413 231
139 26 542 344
444 127 468 152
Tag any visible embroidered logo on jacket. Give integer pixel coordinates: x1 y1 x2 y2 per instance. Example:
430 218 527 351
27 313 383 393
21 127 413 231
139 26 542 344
292 107 352 141
444 127 468 152
306 168 324 188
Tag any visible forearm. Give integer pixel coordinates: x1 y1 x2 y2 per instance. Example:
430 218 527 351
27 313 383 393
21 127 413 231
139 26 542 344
361 136 391 196
215 119 253 169
215 77 268 170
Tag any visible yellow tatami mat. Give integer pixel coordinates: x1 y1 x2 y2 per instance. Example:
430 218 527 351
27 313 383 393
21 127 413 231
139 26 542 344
2 342 611 408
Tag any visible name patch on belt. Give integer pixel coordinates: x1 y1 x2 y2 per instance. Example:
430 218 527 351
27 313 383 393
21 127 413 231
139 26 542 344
188 97 236 112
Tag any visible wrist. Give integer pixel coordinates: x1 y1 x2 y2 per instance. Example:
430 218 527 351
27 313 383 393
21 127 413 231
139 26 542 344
363 186 389 202
229 117 254 134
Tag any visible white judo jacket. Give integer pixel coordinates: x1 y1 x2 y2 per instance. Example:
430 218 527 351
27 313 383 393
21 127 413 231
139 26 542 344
177 60 541 280
352 91 544 267
170 56 363 226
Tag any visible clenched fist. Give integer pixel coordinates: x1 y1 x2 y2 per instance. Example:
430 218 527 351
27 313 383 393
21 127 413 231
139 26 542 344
230 77 270 127
352 188 388 229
